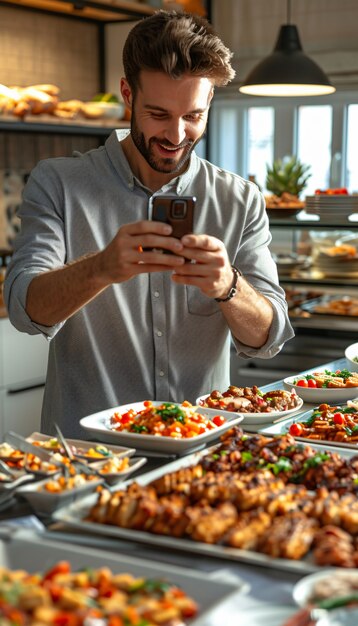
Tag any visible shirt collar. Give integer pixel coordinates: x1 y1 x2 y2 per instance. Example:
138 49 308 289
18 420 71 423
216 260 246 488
105 129 199 194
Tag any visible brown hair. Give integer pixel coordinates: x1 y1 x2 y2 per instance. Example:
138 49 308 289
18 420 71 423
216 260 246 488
122 10 235 94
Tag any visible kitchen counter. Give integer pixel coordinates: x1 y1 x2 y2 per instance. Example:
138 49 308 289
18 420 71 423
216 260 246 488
0 355 354 625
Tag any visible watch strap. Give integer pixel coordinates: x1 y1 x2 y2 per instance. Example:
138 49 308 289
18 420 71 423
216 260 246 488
215 265 242 302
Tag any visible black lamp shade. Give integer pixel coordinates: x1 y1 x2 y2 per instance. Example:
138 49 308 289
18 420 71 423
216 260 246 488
239 25 336 96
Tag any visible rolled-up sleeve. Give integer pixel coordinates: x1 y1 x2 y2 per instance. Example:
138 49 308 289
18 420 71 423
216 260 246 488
4 161 67 339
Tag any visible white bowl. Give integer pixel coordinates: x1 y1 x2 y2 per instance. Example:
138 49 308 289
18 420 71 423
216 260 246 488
196 393 304 425
16 475 103 515
345 342 358 373
284 375 358 404
293 568 358 609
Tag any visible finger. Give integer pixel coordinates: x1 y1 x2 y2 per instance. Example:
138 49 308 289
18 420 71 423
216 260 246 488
124 220 172 236
181 233 223 251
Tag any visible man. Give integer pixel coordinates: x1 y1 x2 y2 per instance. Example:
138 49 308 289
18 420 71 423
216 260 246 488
4 10 294 437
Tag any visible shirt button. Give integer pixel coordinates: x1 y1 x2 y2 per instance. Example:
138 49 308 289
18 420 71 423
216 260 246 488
159 370 165 377
157 330 163 337
154 291 160 297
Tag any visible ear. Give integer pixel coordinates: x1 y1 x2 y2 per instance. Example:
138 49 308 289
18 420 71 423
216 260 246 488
208 85 215 105
120 78 133 108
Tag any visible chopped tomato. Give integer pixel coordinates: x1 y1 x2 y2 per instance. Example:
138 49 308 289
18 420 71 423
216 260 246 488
289 422 304 437
296 379 308 388
43 561 71 582
333 412 345 425
307 379 317 388
212 415 226 427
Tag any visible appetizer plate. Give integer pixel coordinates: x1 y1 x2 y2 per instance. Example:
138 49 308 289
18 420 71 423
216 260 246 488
27 432 136 461
91 456 147 486
80 401 244 454
284 376 358 404
16 475 104 516
196 394 304 426
0 529 246 626
293 568 358 609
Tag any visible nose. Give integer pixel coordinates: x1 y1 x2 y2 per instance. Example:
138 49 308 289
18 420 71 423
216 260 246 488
164 118 186 146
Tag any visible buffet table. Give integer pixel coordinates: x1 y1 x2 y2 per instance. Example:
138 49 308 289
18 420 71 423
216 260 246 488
0 355 354 626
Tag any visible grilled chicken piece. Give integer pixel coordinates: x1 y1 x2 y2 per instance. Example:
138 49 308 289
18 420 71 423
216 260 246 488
313 525 357 567
265 484 312 516
150 465 204 495
150 494 189 537
259 513 318 560
184 502 238 544
227 510 271 550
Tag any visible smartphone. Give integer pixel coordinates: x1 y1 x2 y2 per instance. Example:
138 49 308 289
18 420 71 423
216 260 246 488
151 195 195 239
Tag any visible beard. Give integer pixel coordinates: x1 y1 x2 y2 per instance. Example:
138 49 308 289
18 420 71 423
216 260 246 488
130 108 203 174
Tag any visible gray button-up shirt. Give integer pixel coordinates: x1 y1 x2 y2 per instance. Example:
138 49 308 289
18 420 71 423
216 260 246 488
4 130 294 437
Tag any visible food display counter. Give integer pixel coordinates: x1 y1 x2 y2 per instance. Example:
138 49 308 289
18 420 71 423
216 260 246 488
0 355 356 625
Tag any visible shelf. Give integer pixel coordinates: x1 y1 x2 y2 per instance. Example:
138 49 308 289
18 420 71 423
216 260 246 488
268 211 358 229
0 116 130 136
0 0 156 22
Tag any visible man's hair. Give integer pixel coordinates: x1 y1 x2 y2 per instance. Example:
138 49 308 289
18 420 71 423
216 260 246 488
123 10 235 94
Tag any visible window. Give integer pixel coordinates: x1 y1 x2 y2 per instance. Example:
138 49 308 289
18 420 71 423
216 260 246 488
208 91 358 195
297 105 332 194
247 107 274 192
347 104 358 193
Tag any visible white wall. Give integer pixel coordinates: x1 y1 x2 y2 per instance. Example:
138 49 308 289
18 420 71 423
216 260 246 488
105 21 137 98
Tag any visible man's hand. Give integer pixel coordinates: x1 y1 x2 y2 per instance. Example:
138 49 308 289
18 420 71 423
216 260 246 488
170 233 234 299
99 220 186 283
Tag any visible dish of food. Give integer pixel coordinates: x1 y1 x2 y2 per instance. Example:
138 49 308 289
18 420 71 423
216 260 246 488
16 474 104 515
196 385 303 425
0 531 244 626
80 401 243 454
261 403 358 449
56 426 358 572
27 432 135 461
293 568 358 610
284 370 358 403
300 296 358 317
91 455 147 486
345 342 358 373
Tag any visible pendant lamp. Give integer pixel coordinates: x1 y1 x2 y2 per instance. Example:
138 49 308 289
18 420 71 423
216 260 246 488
239 0 335 97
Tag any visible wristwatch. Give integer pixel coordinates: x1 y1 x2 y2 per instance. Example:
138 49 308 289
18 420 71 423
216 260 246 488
215 265 242 302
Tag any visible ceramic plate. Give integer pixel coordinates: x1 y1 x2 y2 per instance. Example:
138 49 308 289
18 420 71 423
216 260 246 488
196 394 304 425
80 401 244 454
293 568 358 609
345 342 358 373
91 456 147 486
27 432 136 461
284 376 358 404
16 475 104 515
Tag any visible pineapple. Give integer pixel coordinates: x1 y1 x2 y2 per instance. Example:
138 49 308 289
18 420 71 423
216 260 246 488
266 155 311 199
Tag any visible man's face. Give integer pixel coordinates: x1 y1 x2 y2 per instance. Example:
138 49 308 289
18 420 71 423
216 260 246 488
126 71 213 175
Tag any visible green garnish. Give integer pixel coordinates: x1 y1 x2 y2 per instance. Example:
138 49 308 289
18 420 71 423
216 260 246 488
156 404 187 423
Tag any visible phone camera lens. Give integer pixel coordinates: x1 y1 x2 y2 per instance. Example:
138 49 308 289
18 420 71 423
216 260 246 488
172 200 187 219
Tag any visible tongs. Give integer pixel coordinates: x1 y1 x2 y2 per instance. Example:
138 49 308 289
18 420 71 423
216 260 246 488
53 423 107 485
5 431 71 477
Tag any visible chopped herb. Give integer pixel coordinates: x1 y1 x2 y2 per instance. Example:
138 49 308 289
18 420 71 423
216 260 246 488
241 451 253 462
131 425 148 433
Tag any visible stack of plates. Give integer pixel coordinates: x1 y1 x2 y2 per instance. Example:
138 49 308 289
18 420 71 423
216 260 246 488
305 195 358 221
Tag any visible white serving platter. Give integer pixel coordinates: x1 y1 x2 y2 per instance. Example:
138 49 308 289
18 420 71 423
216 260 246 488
259 407 358 450
196 394 304 426
284 375 358 404
54 441 355 574
80 401 244 454
27 431 136 461
0 529 247 626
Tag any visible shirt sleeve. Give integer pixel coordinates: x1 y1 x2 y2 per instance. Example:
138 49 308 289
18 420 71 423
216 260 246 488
4 160 67 339
230 182 294 358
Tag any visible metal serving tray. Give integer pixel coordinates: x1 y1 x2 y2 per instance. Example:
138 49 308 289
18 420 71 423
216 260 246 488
0 528 246 626
53 442 356 575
